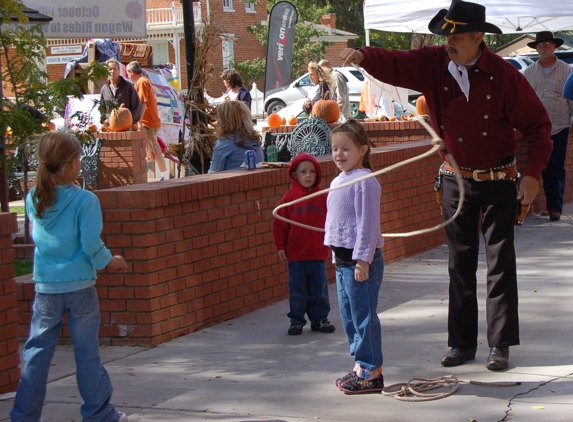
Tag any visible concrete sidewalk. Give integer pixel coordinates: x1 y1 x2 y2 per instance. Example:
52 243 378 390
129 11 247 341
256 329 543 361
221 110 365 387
2 204 573 422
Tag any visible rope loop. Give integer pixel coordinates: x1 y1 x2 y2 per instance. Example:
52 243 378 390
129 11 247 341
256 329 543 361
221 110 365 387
272 66 465 238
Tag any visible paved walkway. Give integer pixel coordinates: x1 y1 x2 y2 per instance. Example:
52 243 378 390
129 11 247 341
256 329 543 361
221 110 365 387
1 204 573 422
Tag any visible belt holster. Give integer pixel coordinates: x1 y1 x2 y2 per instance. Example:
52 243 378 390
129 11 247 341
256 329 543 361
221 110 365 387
434 164 444 215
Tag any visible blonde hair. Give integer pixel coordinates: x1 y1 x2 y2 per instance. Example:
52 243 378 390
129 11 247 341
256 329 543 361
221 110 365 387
33 132 82 218
215 100 261 147
308 61 331 86
331 120 373 171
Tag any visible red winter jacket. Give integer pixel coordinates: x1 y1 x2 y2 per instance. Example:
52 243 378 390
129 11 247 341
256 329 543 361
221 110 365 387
273 153 329 261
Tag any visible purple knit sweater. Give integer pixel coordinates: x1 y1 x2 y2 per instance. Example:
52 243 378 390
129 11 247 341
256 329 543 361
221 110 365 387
324 168 384 263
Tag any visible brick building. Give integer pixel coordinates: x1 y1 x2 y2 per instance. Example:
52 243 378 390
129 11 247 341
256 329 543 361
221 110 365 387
9 1 357 98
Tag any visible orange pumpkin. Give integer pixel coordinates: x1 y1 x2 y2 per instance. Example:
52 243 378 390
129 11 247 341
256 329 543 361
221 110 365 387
281 116 287 125
267 113 282 129
48 122 56 131
415 95 428 116
287 115 298 125
311 92 339 123
109 104 133 132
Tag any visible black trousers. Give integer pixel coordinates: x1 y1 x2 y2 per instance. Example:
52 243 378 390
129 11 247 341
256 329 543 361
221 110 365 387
442 175 520 349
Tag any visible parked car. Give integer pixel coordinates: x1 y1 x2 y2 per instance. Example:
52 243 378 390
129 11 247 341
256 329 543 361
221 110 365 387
517 49 573 66
264 66 365 116
502 56 534 72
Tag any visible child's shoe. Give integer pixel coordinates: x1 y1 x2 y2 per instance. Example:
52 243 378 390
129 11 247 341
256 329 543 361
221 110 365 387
118 412 129 422
337 373 384 395
335 371 356 387
287 322 303 335
310 320 336 333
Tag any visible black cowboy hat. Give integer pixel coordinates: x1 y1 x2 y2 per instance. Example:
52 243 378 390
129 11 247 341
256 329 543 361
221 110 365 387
428 0 502 36
527 31 564 48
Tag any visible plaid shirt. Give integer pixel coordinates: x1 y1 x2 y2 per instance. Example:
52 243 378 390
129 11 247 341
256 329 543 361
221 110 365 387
524 59 573 135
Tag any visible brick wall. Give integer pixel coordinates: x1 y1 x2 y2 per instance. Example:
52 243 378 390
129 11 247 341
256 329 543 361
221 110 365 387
13 125 573 348
15 139 444 347
0 212 20 394
98 130 148 188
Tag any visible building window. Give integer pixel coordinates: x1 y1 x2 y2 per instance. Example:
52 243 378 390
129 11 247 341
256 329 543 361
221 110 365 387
146 40 169 65
245 2 255 13
221 35 235 70
223 0 233 11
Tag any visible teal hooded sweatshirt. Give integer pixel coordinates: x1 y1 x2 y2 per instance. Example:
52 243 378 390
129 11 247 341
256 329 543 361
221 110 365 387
26 185 112 293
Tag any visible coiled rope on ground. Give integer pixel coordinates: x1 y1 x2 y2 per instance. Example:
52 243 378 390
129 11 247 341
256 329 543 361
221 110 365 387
382 375 521 402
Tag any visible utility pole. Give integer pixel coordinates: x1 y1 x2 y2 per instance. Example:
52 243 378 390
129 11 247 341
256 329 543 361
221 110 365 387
180 0 197 89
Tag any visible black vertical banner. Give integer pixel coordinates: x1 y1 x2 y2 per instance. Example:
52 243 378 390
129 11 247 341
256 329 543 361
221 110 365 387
264 1 298 103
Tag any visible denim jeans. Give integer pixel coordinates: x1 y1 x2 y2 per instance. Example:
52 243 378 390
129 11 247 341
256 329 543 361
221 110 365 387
543 127 569 214
11 286 121 422
287 260 331 326
336 249 384 371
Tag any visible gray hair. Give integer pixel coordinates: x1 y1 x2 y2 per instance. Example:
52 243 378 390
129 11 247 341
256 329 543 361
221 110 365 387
126 61 143 74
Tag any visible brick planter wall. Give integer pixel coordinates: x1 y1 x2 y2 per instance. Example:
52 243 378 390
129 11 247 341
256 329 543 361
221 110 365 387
0 212 20 394
12 124 573 348
16 140 445 347
98 130 148 189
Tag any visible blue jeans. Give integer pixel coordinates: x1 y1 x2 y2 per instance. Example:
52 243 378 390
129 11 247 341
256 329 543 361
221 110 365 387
11 286 121 422
543 127 569 214
336 249 384 371
287 260 331 326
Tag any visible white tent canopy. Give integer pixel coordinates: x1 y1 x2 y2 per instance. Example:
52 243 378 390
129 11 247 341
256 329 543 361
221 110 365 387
364 0 573 36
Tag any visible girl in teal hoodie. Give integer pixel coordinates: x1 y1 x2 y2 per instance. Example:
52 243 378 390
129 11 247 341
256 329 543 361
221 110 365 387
11 132 129 422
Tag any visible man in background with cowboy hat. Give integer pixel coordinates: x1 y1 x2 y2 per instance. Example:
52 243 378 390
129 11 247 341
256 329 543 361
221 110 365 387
340 0 552 373
524 32 573 222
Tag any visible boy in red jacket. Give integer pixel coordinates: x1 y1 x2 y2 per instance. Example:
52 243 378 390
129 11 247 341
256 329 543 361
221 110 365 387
273 153 335 335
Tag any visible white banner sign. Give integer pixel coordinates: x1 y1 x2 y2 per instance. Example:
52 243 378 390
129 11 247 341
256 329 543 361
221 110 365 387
23 0 147 39
46 55 82 64
51 45 83 54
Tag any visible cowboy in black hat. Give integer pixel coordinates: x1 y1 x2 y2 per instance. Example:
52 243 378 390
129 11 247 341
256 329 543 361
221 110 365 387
526 31 564 49
524 32 572 223
337 0 552 383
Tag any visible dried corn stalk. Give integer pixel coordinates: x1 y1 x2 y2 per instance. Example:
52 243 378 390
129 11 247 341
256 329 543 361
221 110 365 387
181 17 232 174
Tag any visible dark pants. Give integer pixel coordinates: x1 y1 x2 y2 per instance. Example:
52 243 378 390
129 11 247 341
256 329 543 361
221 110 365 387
287 260 330 326
543 127 569 214
442 175 520 349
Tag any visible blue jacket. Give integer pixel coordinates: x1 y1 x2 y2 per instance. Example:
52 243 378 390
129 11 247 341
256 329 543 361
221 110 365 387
208 134 263 172
26 185 112 293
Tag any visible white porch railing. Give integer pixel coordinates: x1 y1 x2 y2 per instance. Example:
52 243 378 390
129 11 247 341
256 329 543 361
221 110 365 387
147 2 202 27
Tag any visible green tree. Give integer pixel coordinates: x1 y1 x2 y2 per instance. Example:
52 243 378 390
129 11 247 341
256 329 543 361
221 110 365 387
1 0 108 240
239 0 331 83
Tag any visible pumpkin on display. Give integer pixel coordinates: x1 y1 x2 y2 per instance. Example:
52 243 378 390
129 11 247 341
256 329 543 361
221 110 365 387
287 115 298 125
281 116 287 125
267 113 282 129
48 122 56 131
311 92 339 123
415 95 428 116
109 104 133 132
125 0 143 19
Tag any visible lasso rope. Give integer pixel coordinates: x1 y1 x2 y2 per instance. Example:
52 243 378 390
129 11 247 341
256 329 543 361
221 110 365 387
382 375 521 402
272 71 465 238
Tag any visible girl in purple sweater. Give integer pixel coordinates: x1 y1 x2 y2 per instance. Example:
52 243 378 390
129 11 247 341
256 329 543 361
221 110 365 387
324 121 385 395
